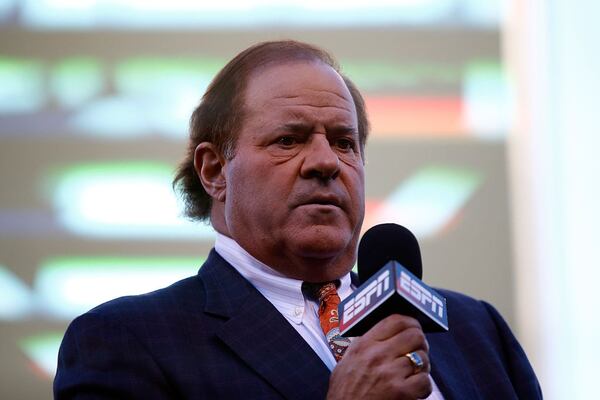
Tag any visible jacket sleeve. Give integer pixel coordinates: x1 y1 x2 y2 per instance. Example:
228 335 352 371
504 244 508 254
54 311 175 399
481 301 543 399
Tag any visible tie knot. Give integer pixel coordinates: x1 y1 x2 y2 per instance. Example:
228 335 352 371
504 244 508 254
302 281 339 302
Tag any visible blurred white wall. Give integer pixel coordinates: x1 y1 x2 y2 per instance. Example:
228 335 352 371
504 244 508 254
506 1 600 399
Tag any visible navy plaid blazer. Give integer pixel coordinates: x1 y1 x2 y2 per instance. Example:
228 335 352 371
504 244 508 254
54 250 542 399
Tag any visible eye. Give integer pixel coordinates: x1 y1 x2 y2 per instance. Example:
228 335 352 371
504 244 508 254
335 138 356 152
277 136 297 147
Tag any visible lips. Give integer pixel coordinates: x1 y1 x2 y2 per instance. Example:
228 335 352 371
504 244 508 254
298 194 343 208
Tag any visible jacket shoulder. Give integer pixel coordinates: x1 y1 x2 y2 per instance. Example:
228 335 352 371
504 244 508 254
85 274 205 321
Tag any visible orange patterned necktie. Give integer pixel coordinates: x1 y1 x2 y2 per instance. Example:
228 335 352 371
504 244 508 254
304 282 352 361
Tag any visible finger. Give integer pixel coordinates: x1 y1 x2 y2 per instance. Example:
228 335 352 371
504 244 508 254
403 372 433 399
361 314 421 342
392 351 431 379
394 350 430 379
381 326 429 357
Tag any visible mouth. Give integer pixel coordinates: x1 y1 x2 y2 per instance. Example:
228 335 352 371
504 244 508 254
299 195 342 208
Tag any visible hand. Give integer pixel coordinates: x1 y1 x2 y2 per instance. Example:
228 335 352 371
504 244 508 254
327 314 432 400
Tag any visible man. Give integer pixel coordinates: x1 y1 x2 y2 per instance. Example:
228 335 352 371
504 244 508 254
54 41 542 399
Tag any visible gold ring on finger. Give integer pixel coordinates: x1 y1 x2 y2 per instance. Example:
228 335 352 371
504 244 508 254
404 351 424 375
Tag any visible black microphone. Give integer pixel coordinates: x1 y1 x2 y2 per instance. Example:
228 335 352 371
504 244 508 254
339 223 449 337
357 223 423 283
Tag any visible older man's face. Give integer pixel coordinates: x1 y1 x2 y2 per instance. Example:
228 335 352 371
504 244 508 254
222 61 365 282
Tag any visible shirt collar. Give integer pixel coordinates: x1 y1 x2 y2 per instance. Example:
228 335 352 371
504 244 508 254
214 232 353 323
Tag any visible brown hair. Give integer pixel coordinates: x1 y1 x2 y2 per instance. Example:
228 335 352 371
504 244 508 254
173 40 370 221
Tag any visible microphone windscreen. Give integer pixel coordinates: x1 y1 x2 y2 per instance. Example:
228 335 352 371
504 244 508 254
357 223 423 282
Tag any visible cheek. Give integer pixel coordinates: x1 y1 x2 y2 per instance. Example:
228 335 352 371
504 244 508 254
349 169 366 220
350 166 366 199
226 166 281 220
225 165 253 217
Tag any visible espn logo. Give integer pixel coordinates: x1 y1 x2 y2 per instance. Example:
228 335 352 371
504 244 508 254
398 271 445 318
339 261 449 336
341 268 392 323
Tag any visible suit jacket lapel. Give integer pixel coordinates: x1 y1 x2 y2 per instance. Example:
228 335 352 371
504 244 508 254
199 251 331 400
427 332 481 400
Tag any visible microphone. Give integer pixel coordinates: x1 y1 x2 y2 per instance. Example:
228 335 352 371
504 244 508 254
339 223 449 337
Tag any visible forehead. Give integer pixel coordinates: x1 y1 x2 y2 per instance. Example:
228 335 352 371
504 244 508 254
242 61 357 124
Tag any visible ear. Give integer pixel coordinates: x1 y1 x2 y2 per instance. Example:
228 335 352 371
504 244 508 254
194 142 227 202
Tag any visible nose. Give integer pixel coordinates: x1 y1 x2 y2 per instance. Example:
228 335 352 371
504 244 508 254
300 134 340 181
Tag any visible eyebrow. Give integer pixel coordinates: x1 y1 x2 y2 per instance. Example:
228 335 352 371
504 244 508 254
328 125 359 136
280 122 313 134
279 123 358 136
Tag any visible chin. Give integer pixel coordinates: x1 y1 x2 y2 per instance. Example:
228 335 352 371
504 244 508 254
293 226 355 258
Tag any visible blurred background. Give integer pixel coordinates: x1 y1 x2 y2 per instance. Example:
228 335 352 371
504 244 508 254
0 0 598 399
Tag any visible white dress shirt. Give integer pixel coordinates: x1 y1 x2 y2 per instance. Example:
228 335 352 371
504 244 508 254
214 233 444 399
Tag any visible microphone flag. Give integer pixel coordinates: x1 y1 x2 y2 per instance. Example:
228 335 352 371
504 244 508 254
339 261 449 337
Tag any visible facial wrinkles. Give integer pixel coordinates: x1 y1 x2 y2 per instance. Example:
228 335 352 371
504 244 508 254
252 108 358 167
265 129 362 169
275 93 356 138
271 89 354 113
275 93 352 109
